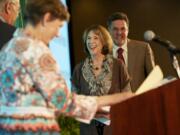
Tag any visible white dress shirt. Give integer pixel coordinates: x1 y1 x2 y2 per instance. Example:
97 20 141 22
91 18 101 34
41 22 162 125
113 40 128 66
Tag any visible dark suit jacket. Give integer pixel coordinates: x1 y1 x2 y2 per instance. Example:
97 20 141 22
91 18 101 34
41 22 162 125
0 20 16 50
127 39 155 92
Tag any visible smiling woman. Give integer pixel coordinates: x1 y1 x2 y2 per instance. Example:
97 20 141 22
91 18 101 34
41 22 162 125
0 1 133 135
72 25 131 135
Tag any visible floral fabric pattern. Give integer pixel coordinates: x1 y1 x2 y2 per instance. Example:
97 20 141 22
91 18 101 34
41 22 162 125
0 68 15 88
0 32 97 134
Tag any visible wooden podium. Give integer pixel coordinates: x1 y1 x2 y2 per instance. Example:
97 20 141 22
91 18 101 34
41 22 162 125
110 79 180 135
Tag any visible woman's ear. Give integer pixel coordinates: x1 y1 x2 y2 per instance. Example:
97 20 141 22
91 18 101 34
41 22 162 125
42 12 51 27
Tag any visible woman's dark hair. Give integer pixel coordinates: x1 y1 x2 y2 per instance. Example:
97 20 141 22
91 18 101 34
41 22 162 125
83 25 113 56
24 0 70 25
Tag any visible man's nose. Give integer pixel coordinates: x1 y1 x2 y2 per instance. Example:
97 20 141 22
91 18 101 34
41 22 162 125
117 30 122 36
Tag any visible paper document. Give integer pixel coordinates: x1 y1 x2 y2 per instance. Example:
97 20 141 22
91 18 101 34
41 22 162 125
136 65 177 95
94 106 111 125
136 65 163 95
94 117 111 125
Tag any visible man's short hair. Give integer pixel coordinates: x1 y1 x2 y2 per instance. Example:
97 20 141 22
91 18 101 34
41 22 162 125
107 12 129 28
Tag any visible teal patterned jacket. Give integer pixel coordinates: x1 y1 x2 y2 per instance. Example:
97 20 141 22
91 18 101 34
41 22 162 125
0 33 97 134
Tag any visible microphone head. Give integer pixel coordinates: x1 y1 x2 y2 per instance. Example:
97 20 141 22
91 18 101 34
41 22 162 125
144 30 156 41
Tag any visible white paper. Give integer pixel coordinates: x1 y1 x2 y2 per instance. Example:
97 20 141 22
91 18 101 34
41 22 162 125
94 117 111 125
136 65 177 95
93 106 111 125
136 65 163 95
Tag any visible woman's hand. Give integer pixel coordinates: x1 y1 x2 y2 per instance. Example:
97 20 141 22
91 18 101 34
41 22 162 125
95 106 110 119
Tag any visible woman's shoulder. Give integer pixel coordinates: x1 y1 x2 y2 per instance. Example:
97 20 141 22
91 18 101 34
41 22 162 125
73 59 87 73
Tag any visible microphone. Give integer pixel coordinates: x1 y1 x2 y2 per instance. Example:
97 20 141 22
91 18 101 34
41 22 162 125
144 30 180 54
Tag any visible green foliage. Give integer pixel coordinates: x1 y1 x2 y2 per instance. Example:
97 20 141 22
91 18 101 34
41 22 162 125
15 0 26 27
58 115 80 135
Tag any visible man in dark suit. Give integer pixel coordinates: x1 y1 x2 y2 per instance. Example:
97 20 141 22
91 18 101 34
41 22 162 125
0 0 20 49
107 12 155 92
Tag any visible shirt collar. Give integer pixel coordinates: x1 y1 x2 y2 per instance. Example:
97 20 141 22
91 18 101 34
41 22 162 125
0 16 6 23
113 39 128 53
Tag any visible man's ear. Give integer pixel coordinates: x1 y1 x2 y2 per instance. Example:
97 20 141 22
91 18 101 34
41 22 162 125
42 12 51 27
4 2 12 14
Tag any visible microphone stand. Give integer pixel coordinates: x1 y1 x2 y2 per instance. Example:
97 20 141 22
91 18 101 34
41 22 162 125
169 49 180 79
155 39 180 78
151 37 180 78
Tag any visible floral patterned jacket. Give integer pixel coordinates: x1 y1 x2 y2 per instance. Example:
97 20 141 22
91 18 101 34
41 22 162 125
0 33 97 133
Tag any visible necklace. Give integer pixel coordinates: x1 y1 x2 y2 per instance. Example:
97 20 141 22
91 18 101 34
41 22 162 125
93 66 100 70
90 62 101 70
89 58 103 71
